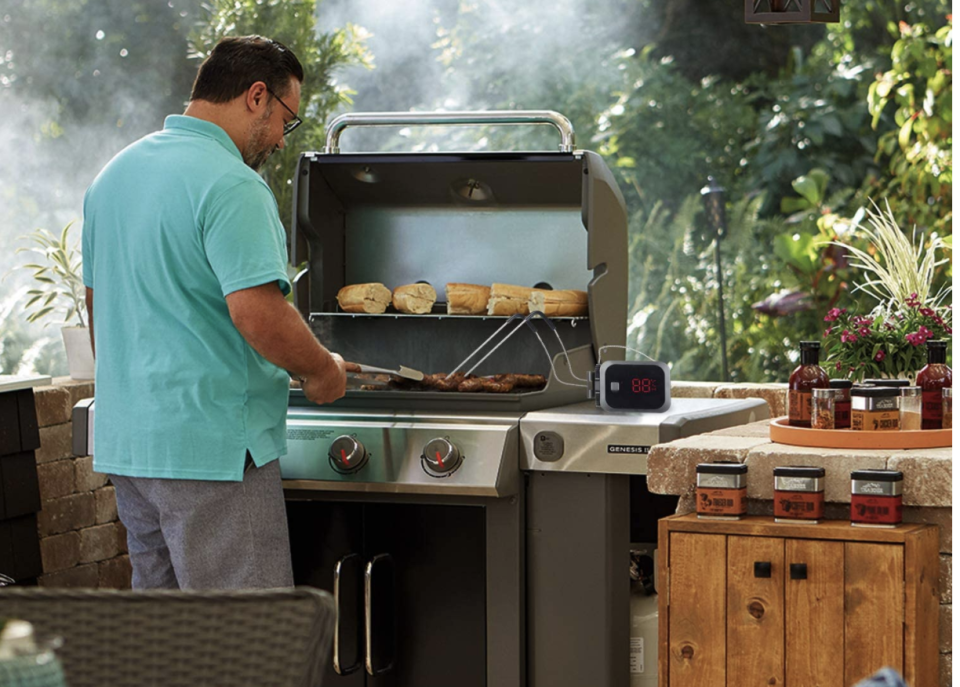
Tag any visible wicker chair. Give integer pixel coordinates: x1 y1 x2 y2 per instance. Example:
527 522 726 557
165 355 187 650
0 586 335 687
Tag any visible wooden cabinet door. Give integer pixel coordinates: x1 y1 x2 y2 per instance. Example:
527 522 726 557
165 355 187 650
668 532 727 687
785 539 844 687
844 542 904 686
727 536 784 686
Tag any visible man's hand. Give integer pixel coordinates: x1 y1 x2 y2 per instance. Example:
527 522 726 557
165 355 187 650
301 353 347 405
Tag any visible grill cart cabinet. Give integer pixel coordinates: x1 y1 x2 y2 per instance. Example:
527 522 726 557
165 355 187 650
657 515 939 687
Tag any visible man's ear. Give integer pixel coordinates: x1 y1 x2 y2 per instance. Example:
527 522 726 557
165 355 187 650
245 81 269 114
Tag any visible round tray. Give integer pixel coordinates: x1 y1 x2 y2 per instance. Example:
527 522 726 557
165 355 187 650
769 417 952 450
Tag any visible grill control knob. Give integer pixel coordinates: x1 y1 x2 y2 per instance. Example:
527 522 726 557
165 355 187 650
422 438 462 476
329 435 368 474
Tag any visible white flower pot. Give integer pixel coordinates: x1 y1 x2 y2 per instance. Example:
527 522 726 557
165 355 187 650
61 326 95 380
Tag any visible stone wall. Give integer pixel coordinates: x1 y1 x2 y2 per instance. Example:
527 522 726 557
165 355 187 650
656 381 952 686
32 378 131 588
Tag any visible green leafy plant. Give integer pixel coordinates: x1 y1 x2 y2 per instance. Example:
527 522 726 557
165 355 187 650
12 222 86 328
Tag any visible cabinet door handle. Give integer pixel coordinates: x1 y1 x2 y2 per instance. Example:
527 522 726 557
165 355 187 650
365 553 397 676
754 561 772 578
790 563 808 580
333 553 362 676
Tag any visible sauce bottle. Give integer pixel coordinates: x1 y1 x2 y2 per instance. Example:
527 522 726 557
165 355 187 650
788 341 829 427
916 340 952 429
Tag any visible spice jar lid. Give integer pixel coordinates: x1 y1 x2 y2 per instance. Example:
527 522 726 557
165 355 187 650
696 462 748 475
861 378 911 387
900 386 922 397
944 388 953 398
851 386 901 398
850 469 903 481
774 466 825 478
812 388 838 398
829 379 853 389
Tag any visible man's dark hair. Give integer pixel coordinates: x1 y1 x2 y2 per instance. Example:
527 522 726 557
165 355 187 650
190 35 304 103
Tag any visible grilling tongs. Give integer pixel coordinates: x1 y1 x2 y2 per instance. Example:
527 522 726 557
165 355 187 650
343 361 425 382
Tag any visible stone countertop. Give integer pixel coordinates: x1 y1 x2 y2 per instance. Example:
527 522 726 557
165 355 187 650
0 375 53 393
647 418 952 507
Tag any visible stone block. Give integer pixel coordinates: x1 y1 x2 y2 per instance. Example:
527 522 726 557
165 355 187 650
94 486 118 524
903 507 952 554
941 555 952 604
941 604 952 654
116 520 128 554
74 455 108 492
99 555 132 589
40 531 80 573
940 653 951 687
713 383 787 417
34 424 74 464
38 562 98 588
36 460 76 501
32 386 71 428
36 492 96 537
53 378 95 410
674 491 696 515
711 420 774 438
887 453 952 507
647 435 768 496
670 381 721 398
79 523 120 564
744 443 893 502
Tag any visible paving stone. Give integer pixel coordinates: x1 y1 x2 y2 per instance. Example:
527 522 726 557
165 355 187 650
36 459 76 501
940 653 951 687
53 378 95 410
941 604 952 654
34 424 73 464
94 486 118 524
40 532 80 573
670 381 721 398
713 383 787 417
99 555 132 589
941 555 952 604
711 419 774 438
32 386 71 428
887 452 952 507
904 507 952 554
79 523 119 564
38 562 98 588
744 443 894 502
674 491 696 515
36 492 96 537
647 435 768 495
74 455 108 492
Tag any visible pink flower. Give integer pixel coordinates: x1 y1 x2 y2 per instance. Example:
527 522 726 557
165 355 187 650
823 327 833 337
824 308 846 322
920 308 935 317
946 325 953 334
836 362 843 371
858 326 870 337
905 326 933 346
874 350 886 362
884 321 896 331
841 329 858 343
905 293 921 308
933 315 944 326
853 316 874 326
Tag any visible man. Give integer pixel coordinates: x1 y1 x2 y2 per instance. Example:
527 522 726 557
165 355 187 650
82 36 346 589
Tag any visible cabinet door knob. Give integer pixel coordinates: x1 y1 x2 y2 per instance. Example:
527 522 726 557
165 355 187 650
754 561 772 578
790 563 808 580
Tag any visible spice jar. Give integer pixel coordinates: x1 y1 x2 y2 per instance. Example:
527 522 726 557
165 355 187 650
830 379 853 429
696 462 747 520
774 466 825 523
899 386 922 431
788 341 829 428
811 388 837 429
851 387 900 431
851 469 903 528
943 388 953 430
917 340 952 429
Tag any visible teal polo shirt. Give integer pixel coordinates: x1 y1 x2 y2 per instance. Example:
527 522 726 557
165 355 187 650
82 115 292 481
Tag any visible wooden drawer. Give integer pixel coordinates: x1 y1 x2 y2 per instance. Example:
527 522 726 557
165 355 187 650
658 515 939 687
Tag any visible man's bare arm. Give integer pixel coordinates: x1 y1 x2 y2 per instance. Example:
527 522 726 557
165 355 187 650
225 283 346 404
85 287 95 357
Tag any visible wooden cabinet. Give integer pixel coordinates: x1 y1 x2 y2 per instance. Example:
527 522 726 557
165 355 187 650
658 515 939 687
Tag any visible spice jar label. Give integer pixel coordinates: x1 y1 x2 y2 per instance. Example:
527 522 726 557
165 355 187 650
696 487 746 516
774 491 825 520
788 390 812 422
922 390 944 429
851 494 903 526
852 410 899 431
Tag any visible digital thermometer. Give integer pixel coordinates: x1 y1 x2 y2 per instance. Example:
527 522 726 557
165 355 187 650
589 361 671 412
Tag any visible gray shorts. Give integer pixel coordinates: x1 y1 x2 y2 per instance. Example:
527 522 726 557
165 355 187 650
108 458 294 590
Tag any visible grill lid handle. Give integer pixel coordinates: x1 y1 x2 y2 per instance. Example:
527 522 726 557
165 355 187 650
322 110 576 154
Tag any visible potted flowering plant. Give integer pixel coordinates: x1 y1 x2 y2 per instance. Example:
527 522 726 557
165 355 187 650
823 203 951 382
12 222 93 380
